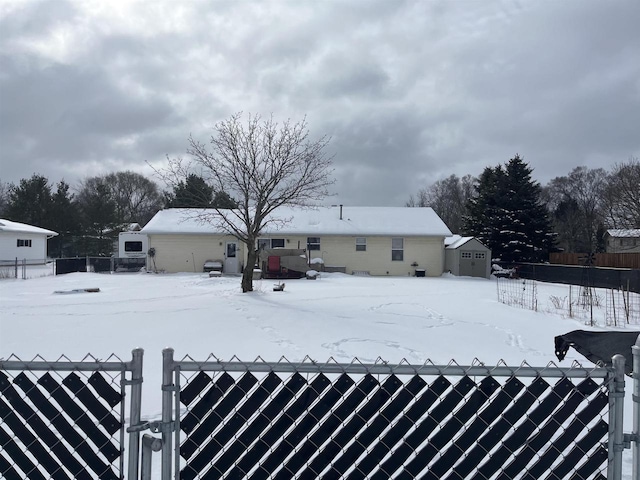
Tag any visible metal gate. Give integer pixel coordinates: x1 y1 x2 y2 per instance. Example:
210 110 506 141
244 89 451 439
0 350 143 480
154 349 638 480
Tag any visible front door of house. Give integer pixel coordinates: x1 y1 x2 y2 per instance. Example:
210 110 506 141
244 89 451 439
225 241 239 273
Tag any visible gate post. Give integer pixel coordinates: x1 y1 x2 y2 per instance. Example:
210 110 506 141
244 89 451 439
141 434 163 480
633 334 640 480
608 354 626 480
127 348 145 480
161 348 175 480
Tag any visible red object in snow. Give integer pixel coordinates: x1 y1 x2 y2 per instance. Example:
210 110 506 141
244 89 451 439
268 256 281 273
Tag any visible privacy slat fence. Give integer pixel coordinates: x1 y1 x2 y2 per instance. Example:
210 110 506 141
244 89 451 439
2 347 639 479
161 350 626 480
0 351 143 480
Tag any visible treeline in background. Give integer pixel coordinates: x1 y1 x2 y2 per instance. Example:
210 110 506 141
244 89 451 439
0 156 638 262
0 171 236 257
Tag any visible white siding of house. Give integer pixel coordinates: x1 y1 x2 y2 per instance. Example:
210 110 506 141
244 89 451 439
0 233 49 263
286 235 445 276
148 234 243 273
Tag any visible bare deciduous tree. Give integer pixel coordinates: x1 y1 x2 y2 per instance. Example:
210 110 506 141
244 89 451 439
0 180 10 216
546 166 608 252
103 171 163 226
157 113 334 292
406 174 475 233
603 158 640 228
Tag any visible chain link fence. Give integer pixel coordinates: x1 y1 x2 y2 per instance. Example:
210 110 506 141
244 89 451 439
0 350 143 480
158 349 624 480
2 348 638 479
0 259 55 280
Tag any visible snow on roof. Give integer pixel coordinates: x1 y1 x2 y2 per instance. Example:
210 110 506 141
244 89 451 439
0 219 58 236
445 236 477 249
606 229 640 238
142 206 453 237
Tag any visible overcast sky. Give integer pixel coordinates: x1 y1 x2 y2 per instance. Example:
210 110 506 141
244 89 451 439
1 0 639 207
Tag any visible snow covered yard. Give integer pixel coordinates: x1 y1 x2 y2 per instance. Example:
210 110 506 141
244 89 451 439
1 271 637 478
1 271 597 366
1 271 636 406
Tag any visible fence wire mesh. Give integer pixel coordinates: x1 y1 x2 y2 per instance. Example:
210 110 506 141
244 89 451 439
0 353 128 480
496 277 538 311
170 355 613 480
606 288 640 327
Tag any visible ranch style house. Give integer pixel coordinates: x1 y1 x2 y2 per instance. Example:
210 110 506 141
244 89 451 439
141 206 453 277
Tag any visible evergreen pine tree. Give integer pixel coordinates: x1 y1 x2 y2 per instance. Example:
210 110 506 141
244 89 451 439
165 174 214 208
4 174 52 228
464 155 554 262
49 181 81 257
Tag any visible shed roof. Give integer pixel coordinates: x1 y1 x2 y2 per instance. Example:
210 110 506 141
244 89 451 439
0 219 58 236
445 236 475 249
142 206 452 237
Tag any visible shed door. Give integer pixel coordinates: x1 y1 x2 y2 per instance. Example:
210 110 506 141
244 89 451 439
460 251 487 278
472 251 487 278
460 251 474 276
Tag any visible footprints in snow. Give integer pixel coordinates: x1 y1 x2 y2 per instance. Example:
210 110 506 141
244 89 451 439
321 338 428 364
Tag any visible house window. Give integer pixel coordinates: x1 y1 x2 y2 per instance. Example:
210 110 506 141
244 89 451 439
258 238 286 249
307 237 321 251
17 239 32 247
391 238 403 261
474 252 485 259
124 241 143 252
356 237 367 252
461 252 472 259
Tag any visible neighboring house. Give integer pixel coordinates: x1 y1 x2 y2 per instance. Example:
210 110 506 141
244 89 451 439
0 219 58 264
444 235 491 278
141 206 452 276
604 229 640 253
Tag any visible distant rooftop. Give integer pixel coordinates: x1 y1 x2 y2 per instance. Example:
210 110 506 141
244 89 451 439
0 219 58 236
606 229 640 238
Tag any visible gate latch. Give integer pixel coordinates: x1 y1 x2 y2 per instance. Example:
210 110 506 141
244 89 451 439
127 420 174 434
623 433 640 449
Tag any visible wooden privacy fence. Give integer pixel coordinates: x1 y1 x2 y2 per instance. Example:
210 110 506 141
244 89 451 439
551 253 640 270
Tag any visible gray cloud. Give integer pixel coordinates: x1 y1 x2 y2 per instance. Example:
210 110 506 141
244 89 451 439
1 0 638 205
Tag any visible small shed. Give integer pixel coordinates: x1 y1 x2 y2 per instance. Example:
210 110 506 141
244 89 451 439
0 219 58 264
445 235 491 278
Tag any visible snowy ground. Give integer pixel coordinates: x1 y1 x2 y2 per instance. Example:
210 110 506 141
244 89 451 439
1 269 637 478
